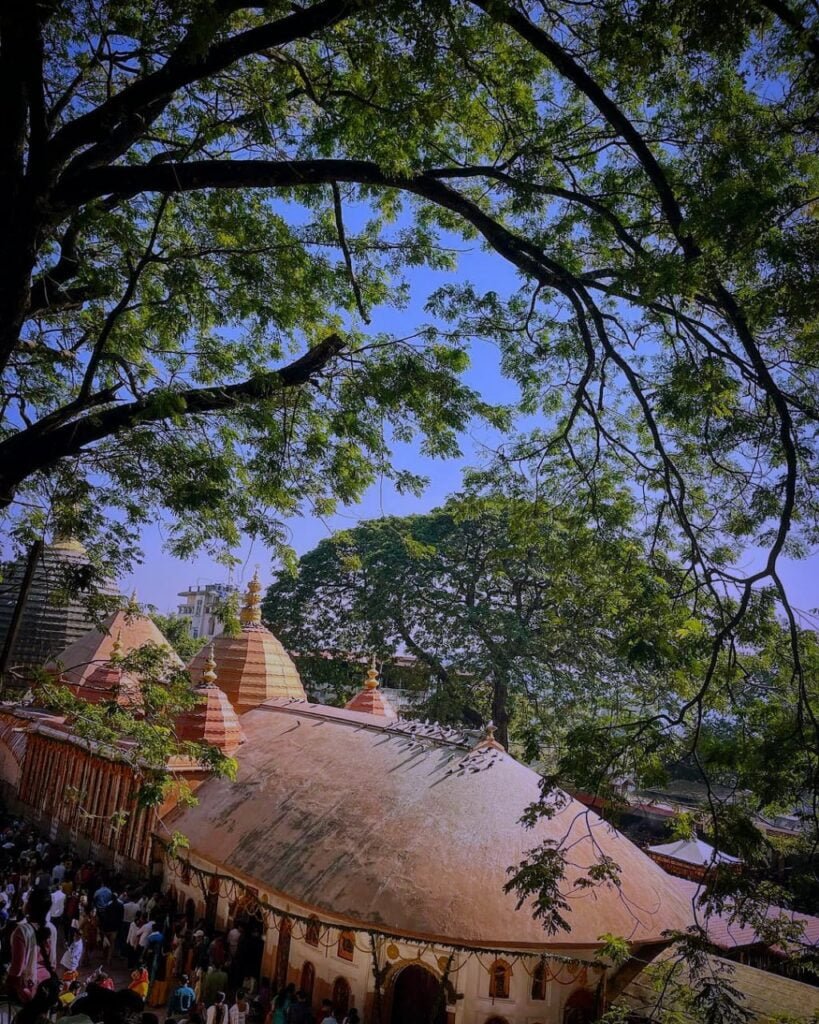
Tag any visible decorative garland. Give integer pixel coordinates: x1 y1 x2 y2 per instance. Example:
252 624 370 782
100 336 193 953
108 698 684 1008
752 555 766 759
161 841 607 974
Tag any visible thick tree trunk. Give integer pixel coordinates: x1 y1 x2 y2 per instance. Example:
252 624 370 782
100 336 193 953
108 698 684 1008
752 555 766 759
0 538 44 690
492 673 509 749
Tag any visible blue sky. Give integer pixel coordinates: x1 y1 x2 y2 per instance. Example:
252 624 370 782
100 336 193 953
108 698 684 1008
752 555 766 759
119 223 819 625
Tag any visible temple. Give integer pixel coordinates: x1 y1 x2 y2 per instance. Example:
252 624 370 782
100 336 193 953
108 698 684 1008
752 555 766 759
0 572 808 1022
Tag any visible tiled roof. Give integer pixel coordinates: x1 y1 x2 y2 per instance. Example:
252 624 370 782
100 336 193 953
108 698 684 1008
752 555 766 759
186 624 305 713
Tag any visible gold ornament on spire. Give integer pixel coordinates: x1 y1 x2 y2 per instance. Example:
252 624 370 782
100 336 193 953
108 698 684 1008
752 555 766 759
111 629 124 660
202 644 218 686
364 654 380 691
240 570 262 625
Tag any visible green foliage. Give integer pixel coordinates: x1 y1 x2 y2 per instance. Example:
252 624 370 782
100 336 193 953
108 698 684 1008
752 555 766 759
503 840 572 935
1 3 819 1011
150 612 208 661
598 933 631 966
34 641 235 809
264 464 697 748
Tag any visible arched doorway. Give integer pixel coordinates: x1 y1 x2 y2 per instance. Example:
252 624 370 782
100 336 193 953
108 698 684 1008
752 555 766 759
564 988 596 1024
390 964 446 1024
332 977 351 1017
300 962 315 1001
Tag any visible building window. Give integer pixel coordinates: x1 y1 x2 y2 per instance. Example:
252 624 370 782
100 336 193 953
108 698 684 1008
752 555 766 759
299 962 315 1000
488 959 511 999
531 961 547 1000
274 917 292 991
305 918 320 948
332 977 351 1016
337 930 355 962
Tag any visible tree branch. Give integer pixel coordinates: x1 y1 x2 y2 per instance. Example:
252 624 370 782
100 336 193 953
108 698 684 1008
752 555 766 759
331 181 370 323
470 0 698 258
0 332 345 509
48 0 368 173
52 158 571 294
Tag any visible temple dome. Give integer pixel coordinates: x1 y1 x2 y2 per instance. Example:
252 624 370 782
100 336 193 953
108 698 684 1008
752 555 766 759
47 605 182 690
345 658 397 719
169 699 693 950
185 573 305 714
176 647 245 756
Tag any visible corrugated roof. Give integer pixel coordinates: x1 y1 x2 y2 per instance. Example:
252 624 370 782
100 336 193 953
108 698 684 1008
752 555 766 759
647 838 741 866
673 877 819 953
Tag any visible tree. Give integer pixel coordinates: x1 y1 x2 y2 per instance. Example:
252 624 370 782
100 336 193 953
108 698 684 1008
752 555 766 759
36 638 237 811
3 0 819 973
264 475 698 750
150 611 208 661
1 0 815 623
0 0 493 573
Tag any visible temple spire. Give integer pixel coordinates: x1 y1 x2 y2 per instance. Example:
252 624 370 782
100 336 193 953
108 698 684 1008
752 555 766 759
240 570 262 626
364 654 379 690
474 719 505 752
345 655 397 719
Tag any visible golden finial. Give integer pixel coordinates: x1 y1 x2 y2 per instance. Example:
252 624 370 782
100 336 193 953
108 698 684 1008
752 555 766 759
111 629 124 660
239 569 262 625
202 644 218 686
475 719 505 751
364 654 379 691
126 589 139 614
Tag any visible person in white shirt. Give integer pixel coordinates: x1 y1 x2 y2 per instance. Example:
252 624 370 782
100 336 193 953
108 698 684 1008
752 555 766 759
122 896 140 924
51 862 66 884
60 931 84 973
206 992 228 1024
126 912 145 967
228 989 248 1024
49 886 65 925
119 894 139 957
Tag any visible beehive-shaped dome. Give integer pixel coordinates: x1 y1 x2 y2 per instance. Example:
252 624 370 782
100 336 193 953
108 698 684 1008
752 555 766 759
176 647 245 756
345 658 397 719
185 573 305 714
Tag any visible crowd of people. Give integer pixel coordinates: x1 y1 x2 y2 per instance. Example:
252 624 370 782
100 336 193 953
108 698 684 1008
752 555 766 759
0 814 359 1024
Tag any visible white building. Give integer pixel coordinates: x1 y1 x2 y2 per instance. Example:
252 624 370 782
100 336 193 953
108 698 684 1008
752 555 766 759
176 582 238 639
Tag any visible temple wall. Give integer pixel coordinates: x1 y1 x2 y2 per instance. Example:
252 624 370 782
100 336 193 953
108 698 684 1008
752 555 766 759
167 850 601 1024
0 709 159 873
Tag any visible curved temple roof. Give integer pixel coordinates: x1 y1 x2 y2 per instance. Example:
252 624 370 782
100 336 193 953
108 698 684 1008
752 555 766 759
169 699 693 950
